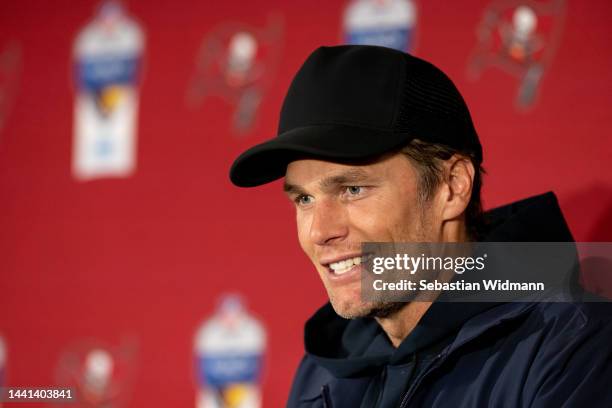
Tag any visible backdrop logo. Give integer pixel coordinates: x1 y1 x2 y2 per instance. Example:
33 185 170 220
55 338 138 408
467 0 566 109
343 0 418 52
186 16 283 136
72 1 145 181
0 42 21 141
194 294 266 408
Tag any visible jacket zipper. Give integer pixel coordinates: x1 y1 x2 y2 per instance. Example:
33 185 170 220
398 354 444 408
322 384 332 408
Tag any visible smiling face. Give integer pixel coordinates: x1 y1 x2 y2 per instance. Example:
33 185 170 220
284 153 445 318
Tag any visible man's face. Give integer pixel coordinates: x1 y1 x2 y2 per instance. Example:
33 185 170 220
284 153 443 318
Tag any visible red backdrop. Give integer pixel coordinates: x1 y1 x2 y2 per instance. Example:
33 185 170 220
0 0 611 407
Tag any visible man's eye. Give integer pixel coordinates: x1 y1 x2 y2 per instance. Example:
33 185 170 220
296 195 314 206
346 186 363 196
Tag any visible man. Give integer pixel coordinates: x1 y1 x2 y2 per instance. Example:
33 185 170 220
229 46 612 407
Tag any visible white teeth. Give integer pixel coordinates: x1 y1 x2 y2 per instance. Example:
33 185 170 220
329 256 364 274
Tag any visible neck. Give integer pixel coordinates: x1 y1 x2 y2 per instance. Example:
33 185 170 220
376 218 469 348
375 301 433 347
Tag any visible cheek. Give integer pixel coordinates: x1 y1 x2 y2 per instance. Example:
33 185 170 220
349 195 409 233
295 211 313 256
349 209 386 238
347 192 421 241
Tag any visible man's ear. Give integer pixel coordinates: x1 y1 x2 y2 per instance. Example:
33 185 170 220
439 155 475 222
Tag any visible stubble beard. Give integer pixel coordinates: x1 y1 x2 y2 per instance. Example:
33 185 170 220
328 294 407 320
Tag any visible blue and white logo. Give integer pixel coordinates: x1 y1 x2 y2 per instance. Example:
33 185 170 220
72 1 145 180
194 294 266 408
343 0 417 52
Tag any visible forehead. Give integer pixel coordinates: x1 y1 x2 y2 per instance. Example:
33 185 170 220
284 153 416 189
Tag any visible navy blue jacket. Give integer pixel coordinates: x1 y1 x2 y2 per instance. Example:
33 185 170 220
287 193 612 407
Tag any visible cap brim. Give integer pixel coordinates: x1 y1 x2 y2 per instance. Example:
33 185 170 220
229 124 414 187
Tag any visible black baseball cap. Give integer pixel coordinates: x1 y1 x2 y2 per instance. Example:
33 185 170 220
229 45 482 187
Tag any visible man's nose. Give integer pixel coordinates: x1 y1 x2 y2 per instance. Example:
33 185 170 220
309 198 348 246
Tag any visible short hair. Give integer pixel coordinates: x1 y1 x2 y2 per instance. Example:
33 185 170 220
400 139 485 240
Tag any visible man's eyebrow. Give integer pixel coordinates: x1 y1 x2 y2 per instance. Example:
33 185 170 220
283 182 305 196
319 168 370 191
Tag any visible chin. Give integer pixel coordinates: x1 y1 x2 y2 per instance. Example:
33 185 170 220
326 285 372 319
330 297 407 319
329 298 374 319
